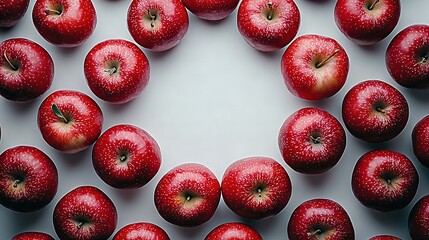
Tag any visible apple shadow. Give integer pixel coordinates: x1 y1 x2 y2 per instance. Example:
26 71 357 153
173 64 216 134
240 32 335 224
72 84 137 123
366 207 409 230
305 0 333 4
299 170 335 188
1 99 41 115
110 187 144 203
402 88 429 103
55 147 92 169
8 207 51 234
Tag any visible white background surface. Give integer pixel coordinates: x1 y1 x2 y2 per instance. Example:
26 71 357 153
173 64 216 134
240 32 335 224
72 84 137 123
1 0 429 239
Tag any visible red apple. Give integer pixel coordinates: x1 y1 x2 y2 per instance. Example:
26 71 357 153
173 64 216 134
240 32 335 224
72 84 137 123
92 124 161 189
0 0 30 28
386 24 429 88
205 222 262 240
0 38 54 102
53 186 117 240
221 156 292 219
342 80 408 143
11 232 54 240
278 107 346 174
154 163 221 227
334 0 400 45
409 194 429 240
412 115 429 168
127 0 189 52
237 0 300 52
84 39 150 104
37 90 103 154
368 235 401 240
32 0 97 47
181 0 239 21
352 149 419 212
0 146 58 212
281 34 349 100
113 222 170 240
288 198 355 240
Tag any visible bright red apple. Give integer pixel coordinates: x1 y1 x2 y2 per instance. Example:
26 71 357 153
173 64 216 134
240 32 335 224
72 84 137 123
352 149 419 212
113 222 170 240
0 38 54 102
412 115 429 168
278 107 346 174
334 0 401 45
237 0 300 52
386 24 429 88
11 232 54 240
32 0 97 47
409 194 429 240
84 39 150 104
53 186 117 240
127 0 189 52
37 90 103 154
0 146 58 212
342 80 408 143
154 163 221 227
181 0 239 21
287 198 355 240
281 34 349 100
0 0 30 28
205 222 263 240
221 156 292 219
92 124 161 189
369 235 401 240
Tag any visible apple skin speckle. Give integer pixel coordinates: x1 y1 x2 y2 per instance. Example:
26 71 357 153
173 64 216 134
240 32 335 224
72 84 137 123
205 222 263 240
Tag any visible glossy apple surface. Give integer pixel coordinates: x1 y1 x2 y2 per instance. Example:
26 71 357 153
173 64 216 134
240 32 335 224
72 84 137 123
0 38 54 102
221 156 292 219
92 124 161 189
237 0 300 51
386 24 429 88
0 0 30 28
409 194 429 240
368 235 401 240
84 39 150 104
0 146 58 212
11 232 54 240
113 222 170 240
182 0 239 20
204 222 262 240
412 115 429 168
154 163 221 227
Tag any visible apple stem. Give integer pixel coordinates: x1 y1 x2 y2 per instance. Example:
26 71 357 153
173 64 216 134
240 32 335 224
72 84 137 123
147 9 156 34
310 136 322 144
257 188 262 197
266 2 273 20
3 51 18 71
186 195 191 201
105 66 117 75
414 55 428 66
12 179 20 188
316 49 340 68
307 229 322 236
119 155 127 162
52 104 69 123
376 107 386 113
77 222 84 229
368 0 380 10
44 9 62 15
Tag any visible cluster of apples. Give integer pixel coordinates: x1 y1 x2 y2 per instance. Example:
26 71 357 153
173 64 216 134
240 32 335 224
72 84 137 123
1 0 429 239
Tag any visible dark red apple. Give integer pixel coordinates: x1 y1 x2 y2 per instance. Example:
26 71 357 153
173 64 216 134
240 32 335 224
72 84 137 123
92 124 161 189
369 235 401 240
237 0 300 52
278 107 346 174
181 0 239 20
412 115 429 168
0 0 30 28
113 222 170 240
281 34 349 100
11 232 54 240
221 156 292 219
0 146 58 212
154 163 221 227
84 39 150 104
0 38 54 102
342 80 409 143
37 90 103 154
32 0 97 47
53 186 117 240
386 24 429 88
409 194 429 240
352 149 419 212
205 222 262 240
127 0 189 52
335 0 400 45
288 198 355 240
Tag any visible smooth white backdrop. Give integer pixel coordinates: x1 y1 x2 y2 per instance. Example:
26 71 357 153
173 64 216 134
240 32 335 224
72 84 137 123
1 0 429 239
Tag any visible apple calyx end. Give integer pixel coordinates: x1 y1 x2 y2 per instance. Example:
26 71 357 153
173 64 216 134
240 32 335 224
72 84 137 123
52 104 69 124
3 51 19 71
367 0 380 11
315 49 340 68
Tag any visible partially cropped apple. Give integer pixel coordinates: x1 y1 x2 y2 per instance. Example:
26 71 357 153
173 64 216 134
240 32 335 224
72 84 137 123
181 0 239 20
281 34 349 100
127 0 189 51
409 194 429 240
154 163 221 227
386 24 429 88
237 0 300 51
0 146 58 212
221 156 292 219
369 235 401 240
412 115 429 168
0 38 54 102
113 222 170 240
0 0 30 28
11 232 54 240
205 222 262 240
